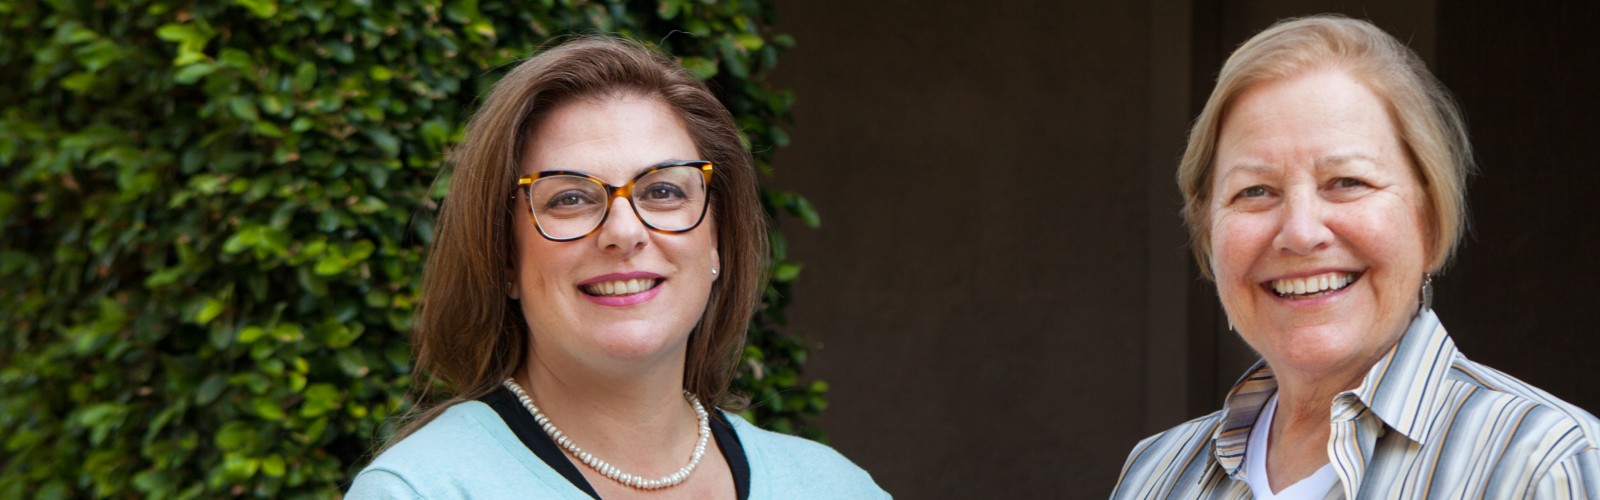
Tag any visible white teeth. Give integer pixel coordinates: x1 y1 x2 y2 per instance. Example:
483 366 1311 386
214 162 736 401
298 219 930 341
582 278 657 296
1270 272 1355 297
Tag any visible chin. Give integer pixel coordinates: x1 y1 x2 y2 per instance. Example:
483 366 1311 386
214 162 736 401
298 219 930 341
1261 323 1388 376
589 325 691 363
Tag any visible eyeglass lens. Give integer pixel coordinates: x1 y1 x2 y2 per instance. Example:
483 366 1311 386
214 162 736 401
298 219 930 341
526 165 708 240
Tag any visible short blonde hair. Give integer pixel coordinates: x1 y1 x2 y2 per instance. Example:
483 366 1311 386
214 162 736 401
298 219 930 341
1179 15 1472 279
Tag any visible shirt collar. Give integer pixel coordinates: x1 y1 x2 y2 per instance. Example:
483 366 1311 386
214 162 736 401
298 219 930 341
1212 359 1277 477
1209 309 1458 476
1344 308 1457 446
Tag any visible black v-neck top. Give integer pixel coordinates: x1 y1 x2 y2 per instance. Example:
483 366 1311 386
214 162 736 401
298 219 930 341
480 386 751 500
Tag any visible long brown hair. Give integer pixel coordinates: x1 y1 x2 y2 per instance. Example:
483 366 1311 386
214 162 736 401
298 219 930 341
385 35 769 446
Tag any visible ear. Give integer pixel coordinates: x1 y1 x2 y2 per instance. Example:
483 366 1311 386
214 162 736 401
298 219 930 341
506 267 521 300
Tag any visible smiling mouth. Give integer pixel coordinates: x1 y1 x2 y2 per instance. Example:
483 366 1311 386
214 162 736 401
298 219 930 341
1266 271 1360 299
580 278 662 297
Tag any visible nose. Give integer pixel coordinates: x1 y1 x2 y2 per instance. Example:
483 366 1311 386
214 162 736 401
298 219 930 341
1272 188 1333 255
594 195 649 256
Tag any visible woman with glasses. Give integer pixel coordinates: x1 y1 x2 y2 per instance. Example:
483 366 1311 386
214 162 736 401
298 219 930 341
348 36 885 499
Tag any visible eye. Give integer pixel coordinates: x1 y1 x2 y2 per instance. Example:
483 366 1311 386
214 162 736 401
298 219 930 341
1333 177 1368 189
1238 186 1269 199
546 190 598 208
640 182 687 201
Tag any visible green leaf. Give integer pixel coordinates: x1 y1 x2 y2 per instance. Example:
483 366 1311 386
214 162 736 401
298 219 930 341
300 383 340 417
313 256 345 276
219 48 252 69
155 24 206 45
237 326 265 343
222 225 258 254
293 62 317 91
214 422 253 451
222 452 259 480
445 0 481 23
57 23 99 44
196 298 225 324
772 261 802 282
60 72 96 92
228 97 260 121
365 129 399 156
468 21 496 39
734 34 765 51
253 397 286 420
259 227 291 254
172 63 217 84
254 120 283 137
196 375 229 404
271 323 302 342
680 56 718 79
261 454 286 477
76 39 123 73
132 470 175 493
234 0 278 18
790 195 821 227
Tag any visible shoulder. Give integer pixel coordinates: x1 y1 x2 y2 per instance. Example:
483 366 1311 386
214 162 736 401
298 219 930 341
726 413 890 499
1433 354 1600 494
1446 354 1600 448
1112 410 1225 498
1123 410 1224 467
347 402 591 499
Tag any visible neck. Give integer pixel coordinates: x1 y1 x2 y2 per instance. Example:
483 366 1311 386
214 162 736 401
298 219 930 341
518 349 701 475
1260 367 1365 491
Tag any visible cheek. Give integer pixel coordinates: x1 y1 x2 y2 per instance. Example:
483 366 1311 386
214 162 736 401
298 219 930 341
1208 211 1268 281
512 232 566 286
1337 198 1429 272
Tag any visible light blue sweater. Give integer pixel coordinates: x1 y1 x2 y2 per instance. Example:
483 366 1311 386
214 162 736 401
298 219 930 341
347 401 889 499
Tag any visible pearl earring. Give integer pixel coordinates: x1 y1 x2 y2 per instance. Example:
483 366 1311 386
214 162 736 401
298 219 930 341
711 267 719 276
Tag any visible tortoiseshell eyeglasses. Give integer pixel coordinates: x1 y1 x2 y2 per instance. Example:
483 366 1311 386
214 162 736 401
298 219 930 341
514 160 713 242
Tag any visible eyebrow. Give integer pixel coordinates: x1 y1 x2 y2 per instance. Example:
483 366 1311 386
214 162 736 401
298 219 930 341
1217 162 1275 181
1317 153 1379 168
536 159 696 176
1218 152 1381 180
651 159 693 168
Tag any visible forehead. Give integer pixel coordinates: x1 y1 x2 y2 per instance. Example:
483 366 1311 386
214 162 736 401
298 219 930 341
1216 69 1402 166
521 94 699 181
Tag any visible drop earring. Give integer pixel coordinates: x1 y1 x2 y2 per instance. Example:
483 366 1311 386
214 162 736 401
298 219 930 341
1419 273 1434 311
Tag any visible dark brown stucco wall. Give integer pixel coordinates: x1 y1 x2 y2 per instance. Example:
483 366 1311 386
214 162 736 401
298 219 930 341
767 1 1597 497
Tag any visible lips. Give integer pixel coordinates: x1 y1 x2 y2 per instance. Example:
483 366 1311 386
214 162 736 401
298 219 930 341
577 272 665 300
1266 271 1359 299
580 277 661 297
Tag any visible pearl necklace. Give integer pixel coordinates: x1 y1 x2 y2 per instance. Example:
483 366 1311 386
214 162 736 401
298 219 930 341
501 378 711 490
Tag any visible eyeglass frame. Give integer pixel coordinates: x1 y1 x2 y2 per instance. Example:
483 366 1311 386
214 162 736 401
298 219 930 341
513 160 715 242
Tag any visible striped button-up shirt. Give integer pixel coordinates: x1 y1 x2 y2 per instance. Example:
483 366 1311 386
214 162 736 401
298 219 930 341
1112 310 1600 499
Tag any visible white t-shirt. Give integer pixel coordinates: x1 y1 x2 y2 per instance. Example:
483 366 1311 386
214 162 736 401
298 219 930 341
1245 393 1338 499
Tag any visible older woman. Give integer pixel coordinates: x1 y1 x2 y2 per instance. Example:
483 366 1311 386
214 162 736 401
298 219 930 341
1114 15 1600 499
347 37 885 499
